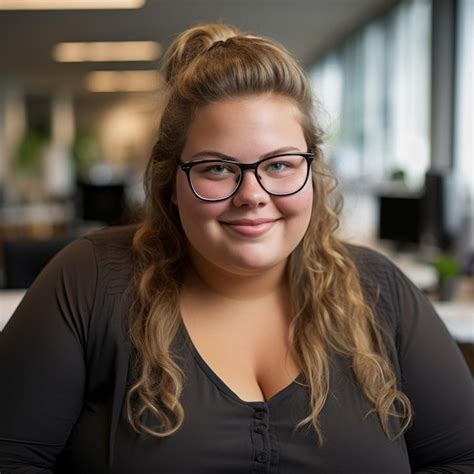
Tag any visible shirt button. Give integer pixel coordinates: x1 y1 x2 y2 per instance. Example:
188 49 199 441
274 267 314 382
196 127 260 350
254 410 266 420
256 452 268 463
254 424 266 434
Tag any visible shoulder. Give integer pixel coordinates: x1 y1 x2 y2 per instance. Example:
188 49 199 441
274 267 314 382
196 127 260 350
50 224 138 283
344 243 431 314
82 223 138 253
63 225 139 346
343 242 443 347
344 243 401 299
69 225 140 301
82 223 138 246
342 243 408 343
81 224 138 276
41 224 139 308
345 243 398 276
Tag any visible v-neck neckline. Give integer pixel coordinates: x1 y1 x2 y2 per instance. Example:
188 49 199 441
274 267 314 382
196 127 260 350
178 320 304 407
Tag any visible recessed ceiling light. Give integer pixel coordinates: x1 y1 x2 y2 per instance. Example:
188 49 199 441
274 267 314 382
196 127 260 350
53 41 161 62
85 70 161 92
0 0 145 10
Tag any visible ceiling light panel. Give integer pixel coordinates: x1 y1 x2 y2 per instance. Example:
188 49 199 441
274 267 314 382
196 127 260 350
0 0 145 10
85 70 161 92
53 41 161 62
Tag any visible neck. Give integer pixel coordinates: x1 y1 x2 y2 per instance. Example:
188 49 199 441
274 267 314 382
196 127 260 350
186 249 288 301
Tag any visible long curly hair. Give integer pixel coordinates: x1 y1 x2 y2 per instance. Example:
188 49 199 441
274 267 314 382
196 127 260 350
126 23 412 443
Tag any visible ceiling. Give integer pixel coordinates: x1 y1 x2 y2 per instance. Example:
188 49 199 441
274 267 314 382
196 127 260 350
0 0 400 94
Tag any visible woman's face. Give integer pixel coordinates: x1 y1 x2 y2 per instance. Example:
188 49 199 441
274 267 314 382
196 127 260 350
173 93 313 277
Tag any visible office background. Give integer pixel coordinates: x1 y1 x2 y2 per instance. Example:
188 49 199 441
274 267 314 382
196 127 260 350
0 0 472 364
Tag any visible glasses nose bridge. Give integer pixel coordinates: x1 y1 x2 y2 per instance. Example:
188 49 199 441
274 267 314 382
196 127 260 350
237 161 263 187
239 161 259 173
239 160 262 180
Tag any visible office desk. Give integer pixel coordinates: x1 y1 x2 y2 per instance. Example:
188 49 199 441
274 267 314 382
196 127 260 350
0 203 73 244
433 301 474 343
0 290 26 331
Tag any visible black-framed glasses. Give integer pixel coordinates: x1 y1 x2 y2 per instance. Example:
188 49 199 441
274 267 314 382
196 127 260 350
179 152 314 202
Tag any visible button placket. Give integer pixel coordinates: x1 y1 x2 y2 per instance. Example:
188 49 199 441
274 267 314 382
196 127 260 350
250 408 270 472
254 423 266 434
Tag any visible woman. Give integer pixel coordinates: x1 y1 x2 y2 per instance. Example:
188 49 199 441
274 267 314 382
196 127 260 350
1 23 473 473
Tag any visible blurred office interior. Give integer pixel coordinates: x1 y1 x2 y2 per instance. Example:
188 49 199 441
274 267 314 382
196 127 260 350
0 0 472 365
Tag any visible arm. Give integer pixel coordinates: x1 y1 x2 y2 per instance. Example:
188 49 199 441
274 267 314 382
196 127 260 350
393 266 474 473
0 238 97 472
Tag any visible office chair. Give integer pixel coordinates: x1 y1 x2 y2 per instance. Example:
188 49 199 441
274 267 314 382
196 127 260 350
3 236 76 289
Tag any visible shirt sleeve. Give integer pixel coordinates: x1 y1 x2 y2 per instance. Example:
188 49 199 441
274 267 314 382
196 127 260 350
0 237 97 472
392 265 474 473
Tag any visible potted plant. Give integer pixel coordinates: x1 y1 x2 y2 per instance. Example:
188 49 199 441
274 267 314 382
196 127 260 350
433 254 461 301
71 131 101 181
14 127 49 202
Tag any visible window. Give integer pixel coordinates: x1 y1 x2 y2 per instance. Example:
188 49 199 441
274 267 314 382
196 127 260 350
454 0 473 206
310 0 432 190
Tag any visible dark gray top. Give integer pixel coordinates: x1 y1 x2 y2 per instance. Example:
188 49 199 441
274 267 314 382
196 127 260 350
1 225 473 473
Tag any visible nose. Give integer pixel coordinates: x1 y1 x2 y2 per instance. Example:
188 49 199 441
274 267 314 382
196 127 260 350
231 169 270 208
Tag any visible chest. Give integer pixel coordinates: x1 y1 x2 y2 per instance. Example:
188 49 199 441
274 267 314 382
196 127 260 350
180 303 301 403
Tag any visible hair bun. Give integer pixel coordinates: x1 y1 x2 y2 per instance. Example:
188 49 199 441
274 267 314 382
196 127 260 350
162 23 240 85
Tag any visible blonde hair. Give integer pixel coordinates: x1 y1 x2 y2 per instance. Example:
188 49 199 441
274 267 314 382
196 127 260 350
126 23 412 443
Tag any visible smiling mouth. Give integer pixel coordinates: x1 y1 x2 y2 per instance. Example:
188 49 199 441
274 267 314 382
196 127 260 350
220 219 280 237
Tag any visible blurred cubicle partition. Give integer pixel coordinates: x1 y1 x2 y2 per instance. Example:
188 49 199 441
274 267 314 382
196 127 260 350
3 236 76 289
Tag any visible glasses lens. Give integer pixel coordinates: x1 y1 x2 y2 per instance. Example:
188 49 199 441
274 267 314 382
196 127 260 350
257 155 309 195
189 161 241 200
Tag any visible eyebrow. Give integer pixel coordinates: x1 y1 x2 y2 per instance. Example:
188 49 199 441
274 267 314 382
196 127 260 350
189 146 304 162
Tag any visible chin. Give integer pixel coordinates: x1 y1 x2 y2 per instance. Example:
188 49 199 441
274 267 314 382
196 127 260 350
220 250 287 276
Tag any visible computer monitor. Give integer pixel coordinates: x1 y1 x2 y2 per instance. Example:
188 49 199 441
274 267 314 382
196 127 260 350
75 182 126 225
377 171 459 252
377 193 423 248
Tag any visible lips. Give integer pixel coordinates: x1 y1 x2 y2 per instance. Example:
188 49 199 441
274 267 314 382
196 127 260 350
220 218 280 237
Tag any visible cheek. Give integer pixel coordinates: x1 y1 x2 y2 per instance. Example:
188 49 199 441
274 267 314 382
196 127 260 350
274 181 313 220
175 174 227 231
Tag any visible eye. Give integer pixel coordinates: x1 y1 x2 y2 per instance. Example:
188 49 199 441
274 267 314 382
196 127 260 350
266 161 290 172
192 161 239 181
263 160 296 175
201 163 236 174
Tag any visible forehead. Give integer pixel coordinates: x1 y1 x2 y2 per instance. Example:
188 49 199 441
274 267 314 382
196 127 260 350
181 94 306 160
